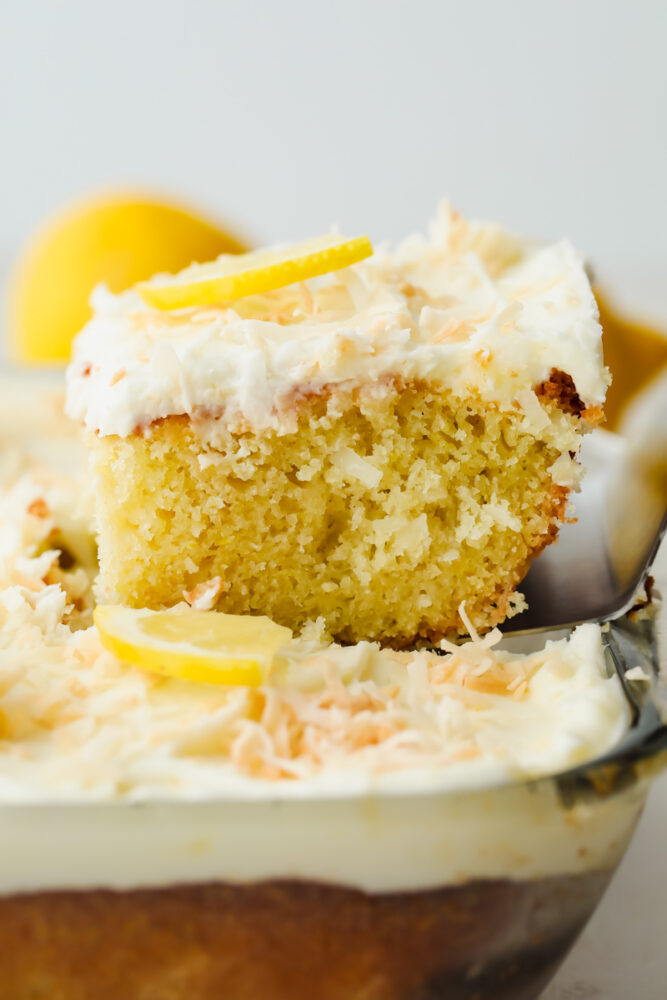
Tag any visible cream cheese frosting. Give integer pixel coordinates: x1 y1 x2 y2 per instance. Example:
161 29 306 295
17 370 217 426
65 203 609 437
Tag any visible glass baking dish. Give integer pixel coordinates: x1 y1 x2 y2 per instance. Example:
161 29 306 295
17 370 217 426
0 610 665 1000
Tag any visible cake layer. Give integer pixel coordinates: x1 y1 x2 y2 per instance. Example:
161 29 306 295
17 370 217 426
91 379 583 642
65 203 608 437
0 872 616 1000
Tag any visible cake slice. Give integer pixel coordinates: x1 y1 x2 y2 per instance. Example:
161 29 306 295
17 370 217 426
66 204 608 645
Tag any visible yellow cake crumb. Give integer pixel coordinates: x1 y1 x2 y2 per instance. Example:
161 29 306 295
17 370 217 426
91 379 581 645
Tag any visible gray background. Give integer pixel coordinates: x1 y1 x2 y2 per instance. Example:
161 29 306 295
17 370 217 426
1 0 666 293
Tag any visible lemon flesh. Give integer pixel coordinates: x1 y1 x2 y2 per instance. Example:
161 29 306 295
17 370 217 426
94 605 292 687
137 234 373 310
8 192 247 364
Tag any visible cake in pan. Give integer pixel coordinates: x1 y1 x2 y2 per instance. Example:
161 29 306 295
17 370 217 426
0 398 653 999
65 204 608 645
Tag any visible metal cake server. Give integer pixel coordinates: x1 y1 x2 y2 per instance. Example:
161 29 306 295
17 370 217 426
502 429 667 636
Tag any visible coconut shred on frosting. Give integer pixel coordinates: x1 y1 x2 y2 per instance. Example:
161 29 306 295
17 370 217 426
65 203 609 437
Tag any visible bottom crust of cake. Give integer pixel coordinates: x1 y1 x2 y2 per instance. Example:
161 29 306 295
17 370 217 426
1 871 611 1000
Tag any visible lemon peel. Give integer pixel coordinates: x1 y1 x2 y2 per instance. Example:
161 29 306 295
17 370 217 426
94 605 292 687
136 234 373 310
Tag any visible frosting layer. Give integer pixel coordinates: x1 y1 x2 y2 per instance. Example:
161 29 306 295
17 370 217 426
65 204 608 436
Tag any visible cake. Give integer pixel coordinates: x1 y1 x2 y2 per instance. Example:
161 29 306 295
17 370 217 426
65 204 608 645
0 386 656 999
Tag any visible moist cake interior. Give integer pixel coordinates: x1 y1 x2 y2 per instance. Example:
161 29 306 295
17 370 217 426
93 378 582 645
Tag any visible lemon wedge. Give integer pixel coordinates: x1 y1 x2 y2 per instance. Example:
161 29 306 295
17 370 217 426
8 191 247 364
137 234 373 310
94 605 292 687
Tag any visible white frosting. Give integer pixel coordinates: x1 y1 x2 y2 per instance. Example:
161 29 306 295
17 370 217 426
0 782 646 895
0 373 85 483
65 203 608 436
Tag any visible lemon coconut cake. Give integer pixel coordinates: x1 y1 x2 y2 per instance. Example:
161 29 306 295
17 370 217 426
65 204 608 645
0 378 654 1000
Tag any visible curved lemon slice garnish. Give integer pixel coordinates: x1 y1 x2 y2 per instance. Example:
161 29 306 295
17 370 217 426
94 605 292 687
136 234 373 310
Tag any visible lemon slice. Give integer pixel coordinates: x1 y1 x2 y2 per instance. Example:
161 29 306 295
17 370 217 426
94 605 292 687
136 234 373 310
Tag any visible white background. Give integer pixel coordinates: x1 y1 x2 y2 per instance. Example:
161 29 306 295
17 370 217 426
1 3 666 997
1 0 666 303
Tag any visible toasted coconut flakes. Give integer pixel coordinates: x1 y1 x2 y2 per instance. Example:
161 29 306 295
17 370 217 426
497 301 523 333
229 720 272 774
299 282 315 314
27 498 50 519
431 318 474 343
457 600 480 641
449 743 482 762
582 405 604 424
470 656 495 677
67 677 88 699
431 658 456 683
474 347 493 368
182 576 227 610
